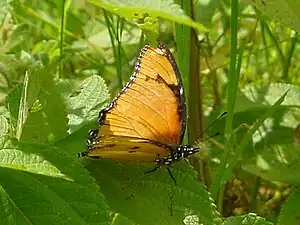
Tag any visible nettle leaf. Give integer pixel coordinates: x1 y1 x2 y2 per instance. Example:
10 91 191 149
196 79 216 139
0 148 67 179
245 0 300 33
68 75 109 115
222 213 273 225
89 0 208 33
67 75 109 132
278 187 300 225
242 144 300 184
0 142 110 224
57 125 221 225
15 64 68 143
85 160 221 225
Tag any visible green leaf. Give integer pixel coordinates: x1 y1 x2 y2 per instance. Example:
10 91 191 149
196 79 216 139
68 75 109 113
88 0 208 33
222 213 274 225
5 83 23 122
277 187 300 225
0 184 26 224
243 144 300 184
84 160 221 225
211 89 288 197
16 64 68 143
242 83 300 107
0 115 9 148
246 0 300 33
235 83 300 113
57 125 221 225
0 148 68 180
0 142 110 224
67 75 109 131
195 0 221 28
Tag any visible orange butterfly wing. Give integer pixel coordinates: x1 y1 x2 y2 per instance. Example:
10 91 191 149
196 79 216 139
85 44 186 162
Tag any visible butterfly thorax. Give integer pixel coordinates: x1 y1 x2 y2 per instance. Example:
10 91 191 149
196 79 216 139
154 145 199 166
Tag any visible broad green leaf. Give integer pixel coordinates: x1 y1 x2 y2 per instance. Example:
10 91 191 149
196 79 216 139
85 160 221 225
226 90 289 177
235 83 300 113
222 213 273 225
277 187 300 225
0 148 68 180
0 141 110 224
245 0 300 33
89 0 208 33
16 65 68 143
195 0 221 28
58 125 221 225
0 184 31 224
67 75 109 131
243 83 300 107
243 144 300 184
211 90 288 197
68 75 109 113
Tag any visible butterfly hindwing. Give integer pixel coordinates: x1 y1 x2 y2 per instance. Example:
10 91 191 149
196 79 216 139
87 136 173 162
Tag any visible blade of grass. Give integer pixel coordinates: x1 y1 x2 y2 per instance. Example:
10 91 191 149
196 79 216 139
283 31 297 81
210 0 239 214
174 0 191 140
175 0 208 186
16 72 29 140
58 0 71 78
103 11 123 89
214 88 288 214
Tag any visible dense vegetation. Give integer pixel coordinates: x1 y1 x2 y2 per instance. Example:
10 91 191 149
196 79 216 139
1 0 299 224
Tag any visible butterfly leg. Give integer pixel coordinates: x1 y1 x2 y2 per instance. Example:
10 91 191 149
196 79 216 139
144 166 159 174
167 167 177 185
77 151 88 157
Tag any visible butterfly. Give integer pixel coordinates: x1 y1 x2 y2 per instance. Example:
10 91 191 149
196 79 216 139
78 43 199 181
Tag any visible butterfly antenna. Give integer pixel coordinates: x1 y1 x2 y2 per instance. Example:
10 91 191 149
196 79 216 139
201 132 220 142
200 112 227 138
193 112 226 146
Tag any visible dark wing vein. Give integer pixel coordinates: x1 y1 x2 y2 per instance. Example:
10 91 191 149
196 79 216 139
111 106 162 141
143 52 174 81
132 76 165 106
122 90 169 130
102 123 136 131
128 80 167 119
135 70 175 137
118 96 170 141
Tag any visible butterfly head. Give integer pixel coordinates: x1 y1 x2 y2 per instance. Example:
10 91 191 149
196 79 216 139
178 145 200 158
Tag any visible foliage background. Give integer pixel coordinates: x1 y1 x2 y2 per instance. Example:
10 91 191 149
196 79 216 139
1 0 300 224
